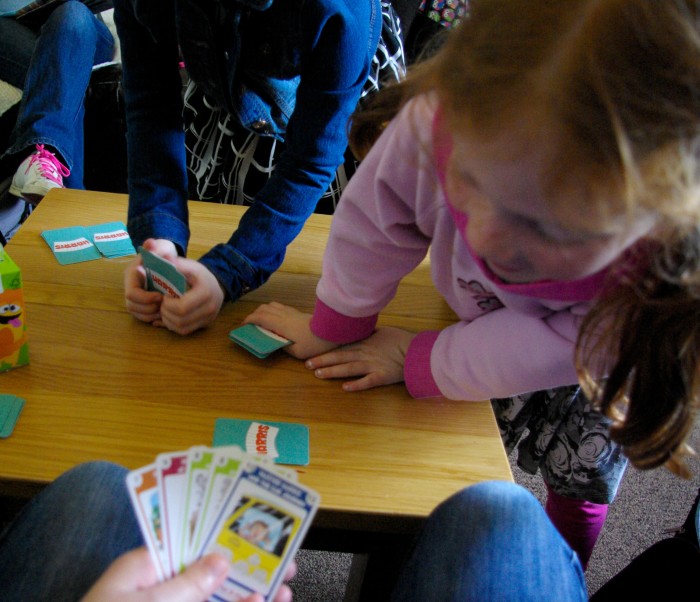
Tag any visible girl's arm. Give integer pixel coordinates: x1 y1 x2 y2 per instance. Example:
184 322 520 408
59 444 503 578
243 98 436 354
311 99 438 333
410 307 582 401
197 3 382 304
243 98 440 387
296 305 582 399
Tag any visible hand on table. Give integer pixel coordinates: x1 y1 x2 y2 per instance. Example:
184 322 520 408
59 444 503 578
244 303 415 391
124 238 178 324
243 302 338 358
82 547 295 602
306 327 416 392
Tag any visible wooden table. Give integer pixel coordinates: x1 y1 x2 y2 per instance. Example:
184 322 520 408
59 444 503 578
0 188 511 598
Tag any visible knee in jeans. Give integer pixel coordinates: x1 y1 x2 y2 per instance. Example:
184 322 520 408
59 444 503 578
55 461 127 493
438 481 540 524
47 2 97 37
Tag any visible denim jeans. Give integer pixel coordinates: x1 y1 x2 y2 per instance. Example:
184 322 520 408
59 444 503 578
0 461 143 602
391 481 588 602
0 463 588 601
0 1 114 188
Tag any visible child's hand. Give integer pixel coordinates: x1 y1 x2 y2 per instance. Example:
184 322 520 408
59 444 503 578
82 548 229 602
158 259 226 335
243 302 338 359
306 327 416 392
82 547 294 602
140 238 179 261
124 238 179 325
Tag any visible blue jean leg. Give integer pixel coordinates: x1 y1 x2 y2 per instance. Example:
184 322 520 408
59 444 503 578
390 481 588 602
0 461 143 602
3 1 114 188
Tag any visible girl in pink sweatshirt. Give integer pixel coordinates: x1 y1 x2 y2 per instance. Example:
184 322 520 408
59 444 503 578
245 0 700 568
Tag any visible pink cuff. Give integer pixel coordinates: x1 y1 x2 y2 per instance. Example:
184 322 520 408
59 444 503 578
309 298 378 344
404 330 442 398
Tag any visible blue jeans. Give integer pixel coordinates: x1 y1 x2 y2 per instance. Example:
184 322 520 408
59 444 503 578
0 1 114 188
0 464 587 601
391 481 588 602
0 461 142 602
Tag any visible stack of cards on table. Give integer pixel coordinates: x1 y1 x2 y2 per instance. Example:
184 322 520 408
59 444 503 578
229 324 292 358
139 246 188 297
41 222 136 264
126 445 319 602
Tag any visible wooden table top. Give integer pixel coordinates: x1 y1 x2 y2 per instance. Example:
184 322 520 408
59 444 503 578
0 188 511 523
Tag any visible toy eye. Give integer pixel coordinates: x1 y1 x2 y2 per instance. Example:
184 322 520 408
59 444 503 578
0 304 19 312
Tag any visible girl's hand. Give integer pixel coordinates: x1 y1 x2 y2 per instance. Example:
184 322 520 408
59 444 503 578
124 257 163 324
243 302 338 359
140 238 179 261
306 327 416 391
124 238 179 325
158 258 226 335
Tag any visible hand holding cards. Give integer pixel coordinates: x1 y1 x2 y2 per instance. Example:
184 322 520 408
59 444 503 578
126 445 319 602
139 246 188 297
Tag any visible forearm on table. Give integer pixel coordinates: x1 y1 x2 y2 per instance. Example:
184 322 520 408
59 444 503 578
426 313 581 402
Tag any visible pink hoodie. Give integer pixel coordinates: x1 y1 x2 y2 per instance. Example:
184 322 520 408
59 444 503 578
309 95 615 401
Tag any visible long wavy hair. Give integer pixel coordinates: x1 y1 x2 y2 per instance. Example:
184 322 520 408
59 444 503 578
350 0 700 476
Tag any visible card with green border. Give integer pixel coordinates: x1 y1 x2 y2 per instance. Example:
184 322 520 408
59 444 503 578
86 222 136 258
41 226 101 264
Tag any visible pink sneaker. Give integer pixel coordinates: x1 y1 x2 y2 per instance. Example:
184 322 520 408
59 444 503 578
9 144 70 204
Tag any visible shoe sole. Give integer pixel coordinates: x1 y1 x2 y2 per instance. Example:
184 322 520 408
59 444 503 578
8 185 44 205
10 182 61 204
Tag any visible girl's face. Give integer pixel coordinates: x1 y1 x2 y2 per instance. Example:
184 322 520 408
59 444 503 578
445 126 656 284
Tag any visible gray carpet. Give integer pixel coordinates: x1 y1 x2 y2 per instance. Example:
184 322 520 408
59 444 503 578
291 420 700 600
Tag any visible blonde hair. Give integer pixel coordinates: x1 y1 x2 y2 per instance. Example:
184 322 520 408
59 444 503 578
350 0 700 475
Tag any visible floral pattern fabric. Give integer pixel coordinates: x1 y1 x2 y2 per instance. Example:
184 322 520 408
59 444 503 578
418 0 469 29
492 386 628 504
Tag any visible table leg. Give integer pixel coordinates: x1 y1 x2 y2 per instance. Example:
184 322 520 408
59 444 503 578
344 536 413 602
302 511 423 601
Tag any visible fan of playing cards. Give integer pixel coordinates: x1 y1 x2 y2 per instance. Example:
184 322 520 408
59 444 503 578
126 445 320 602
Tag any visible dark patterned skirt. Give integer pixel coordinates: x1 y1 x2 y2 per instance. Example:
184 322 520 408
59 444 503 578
492 386 628 504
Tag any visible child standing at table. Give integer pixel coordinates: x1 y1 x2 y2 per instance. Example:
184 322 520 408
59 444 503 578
244 0 700 568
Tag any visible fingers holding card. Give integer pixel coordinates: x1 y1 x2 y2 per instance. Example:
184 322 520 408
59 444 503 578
139 246 188 297
126 445 319 602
